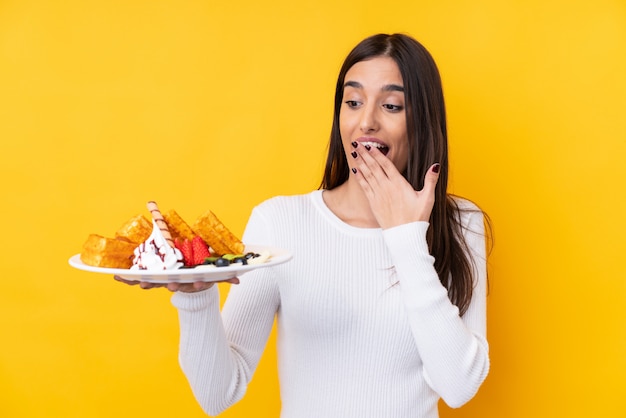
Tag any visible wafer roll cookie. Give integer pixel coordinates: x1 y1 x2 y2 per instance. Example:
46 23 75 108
146 201 174 248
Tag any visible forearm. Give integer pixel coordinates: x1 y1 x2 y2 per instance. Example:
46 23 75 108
172 287 249 415
384 221 489 407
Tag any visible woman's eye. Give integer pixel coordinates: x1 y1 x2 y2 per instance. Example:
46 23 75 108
345 100 360 108
383 104 403 112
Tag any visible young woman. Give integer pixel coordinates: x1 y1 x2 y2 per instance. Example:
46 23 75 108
122 33 490 417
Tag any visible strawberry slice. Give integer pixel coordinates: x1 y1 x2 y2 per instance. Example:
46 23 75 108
175 238 193 267
174 238 189 266
192 236 210 266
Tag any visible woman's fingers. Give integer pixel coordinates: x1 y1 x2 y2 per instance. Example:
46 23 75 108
350 143 442 226
350 144 394 198
351 145 390 181
350 144 413 227
113 275 240 293
167 281 215 293
113 275 139 285
168 278 238 293
351 143 410 199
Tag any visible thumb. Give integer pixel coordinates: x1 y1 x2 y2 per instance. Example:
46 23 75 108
422 163 441 195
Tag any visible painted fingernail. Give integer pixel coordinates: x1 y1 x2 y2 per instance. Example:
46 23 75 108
351 141 358 148
351 167 357 174
364 144 371 151
351 151 357 158
432 163 440 173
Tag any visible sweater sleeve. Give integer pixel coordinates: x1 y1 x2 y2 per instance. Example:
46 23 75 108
382 206 490 408
170 206 280 416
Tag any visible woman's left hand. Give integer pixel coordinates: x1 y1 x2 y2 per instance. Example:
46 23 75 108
113 276 239 292
351 143 440 229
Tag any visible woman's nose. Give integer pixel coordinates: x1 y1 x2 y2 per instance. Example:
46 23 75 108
359 105 378 133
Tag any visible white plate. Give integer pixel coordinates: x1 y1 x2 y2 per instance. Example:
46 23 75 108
68 245 292 283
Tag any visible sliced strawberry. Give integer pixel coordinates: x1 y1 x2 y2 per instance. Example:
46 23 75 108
174 238 186 265
192 236 210 265
179 238 194 267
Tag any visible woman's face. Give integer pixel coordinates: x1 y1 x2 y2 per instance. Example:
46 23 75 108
340 56 409 174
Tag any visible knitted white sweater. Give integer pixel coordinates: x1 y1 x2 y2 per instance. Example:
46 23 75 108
171 190 489 418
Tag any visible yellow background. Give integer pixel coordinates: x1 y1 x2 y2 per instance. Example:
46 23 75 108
1 0 624 417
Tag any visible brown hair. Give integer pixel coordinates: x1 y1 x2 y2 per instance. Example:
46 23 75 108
320 33 489 315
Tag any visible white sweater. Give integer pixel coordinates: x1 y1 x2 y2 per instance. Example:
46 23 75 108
171 190 489 418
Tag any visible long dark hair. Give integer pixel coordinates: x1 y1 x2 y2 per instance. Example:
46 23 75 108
320 33 487 316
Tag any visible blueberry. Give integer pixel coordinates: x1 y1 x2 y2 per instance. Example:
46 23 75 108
233 257 248 265
215 257 230 267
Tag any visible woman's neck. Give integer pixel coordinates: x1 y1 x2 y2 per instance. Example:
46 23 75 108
322 179 380 228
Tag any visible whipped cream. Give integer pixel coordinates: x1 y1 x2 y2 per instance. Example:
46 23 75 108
131 220 183 270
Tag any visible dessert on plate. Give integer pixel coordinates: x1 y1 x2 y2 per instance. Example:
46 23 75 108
79 201 268 271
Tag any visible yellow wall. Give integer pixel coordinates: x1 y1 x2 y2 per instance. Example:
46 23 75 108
1 1 624 417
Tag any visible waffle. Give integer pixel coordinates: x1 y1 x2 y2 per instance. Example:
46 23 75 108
115 214 152 244
80 234 136 268
163 209 196 241
192 210 244 255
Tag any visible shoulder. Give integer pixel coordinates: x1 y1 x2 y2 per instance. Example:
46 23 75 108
252 190 320 218
243 191 320 243
449 195 481 212
255 190 318 209
448 195 487 235
448 196 490 268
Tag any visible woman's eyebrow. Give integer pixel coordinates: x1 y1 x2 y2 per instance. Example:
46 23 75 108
343 80 404 92
344 80 362 89
383 84 404 92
